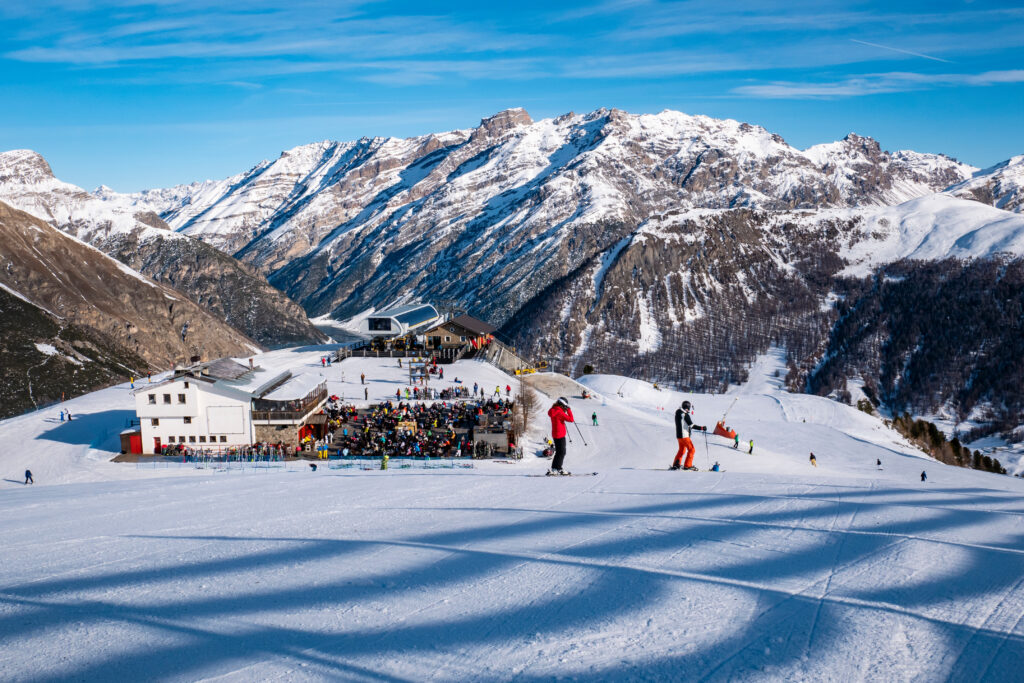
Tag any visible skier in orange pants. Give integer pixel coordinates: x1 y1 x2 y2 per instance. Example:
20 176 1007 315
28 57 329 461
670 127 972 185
671 401 706 470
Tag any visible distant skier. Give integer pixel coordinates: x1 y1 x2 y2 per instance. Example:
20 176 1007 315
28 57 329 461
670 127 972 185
506 384 511 397
24 469 33 485
494 385 501 397
670 401 706 471
733 434 739 450
59 410 64 423
592 411 598 426
364 387 369 401
360 372 365 385
921 471 927 482
877 458 882 468
309 463 317 472
748 439 754 455
66 411 72 421
809 453 817 467
711 461 721 472
547 397 575 475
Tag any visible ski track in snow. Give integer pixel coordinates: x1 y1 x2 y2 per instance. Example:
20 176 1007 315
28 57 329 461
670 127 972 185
1 350 1024 680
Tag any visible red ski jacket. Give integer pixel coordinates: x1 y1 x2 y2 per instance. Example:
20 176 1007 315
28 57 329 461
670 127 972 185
548 405 575 439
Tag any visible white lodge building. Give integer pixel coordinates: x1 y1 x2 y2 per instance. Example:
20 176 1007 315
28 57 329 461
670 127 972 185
133 358 328 454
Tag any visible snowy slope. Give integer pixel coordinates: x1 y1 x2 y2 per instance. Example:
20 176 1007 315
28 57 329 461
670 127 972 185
841 193 1024 275
2 350 1023 680
949 154 1024 213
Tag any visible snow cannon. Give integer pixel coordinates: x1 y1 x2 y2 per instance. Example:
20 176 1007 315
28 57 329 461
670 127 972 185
713 396 739 440
713 422 737 440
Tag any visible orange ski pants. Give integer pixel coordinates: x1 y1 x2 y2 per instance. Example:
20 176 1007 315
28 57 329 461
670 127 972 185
673 437 695 468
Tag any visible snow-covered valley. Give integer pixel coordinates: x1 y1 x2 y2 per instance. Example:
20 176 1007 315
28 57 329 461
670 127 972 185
3 349 1023 680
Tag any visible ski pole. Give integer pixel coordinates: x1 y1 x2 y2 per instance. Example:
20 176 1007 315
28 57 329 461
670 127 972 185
573 421 588 447
703 429 709 469
566 429 573 444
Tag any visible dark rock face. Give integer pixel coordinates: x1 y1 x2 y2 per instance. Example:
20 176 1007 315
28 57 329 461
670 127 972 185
104 233 326 348
501 209 852 390
0 287 149 419
0 201 260 377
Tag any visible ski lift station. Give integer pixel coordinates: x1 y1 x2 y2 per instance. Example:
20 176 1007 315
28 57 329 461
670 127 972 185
360 303 440 339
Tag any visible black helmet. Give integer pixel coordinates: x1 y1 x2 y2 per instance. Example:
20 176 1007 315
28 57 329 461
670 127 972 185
681 400 691 411
556 396 569 408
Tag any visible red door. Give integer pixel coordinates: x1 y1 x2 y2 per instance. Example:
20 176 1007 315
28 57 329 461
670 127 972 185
153 437 162 454
130 434 142 454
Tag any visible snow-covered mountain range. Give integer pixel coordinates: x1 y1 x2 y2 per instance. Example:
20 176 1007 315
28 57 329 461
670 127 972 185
100 108 992 326
5 106 1024 433
0 150 325 349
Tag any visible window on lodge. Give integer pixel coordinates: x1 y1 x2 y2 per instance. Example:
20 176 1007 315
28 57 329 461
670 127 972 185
168 436 175 443
368 317 392 331
163 394 171 404
151 418 159 426
148 394 156 404
178 394 186 404
220 435 227 442
199 436 206 443
183 416 192 424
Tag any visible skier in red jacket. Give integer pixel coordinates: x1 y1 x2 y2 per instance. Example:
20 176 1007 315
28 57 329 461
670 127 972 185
547 397 575 475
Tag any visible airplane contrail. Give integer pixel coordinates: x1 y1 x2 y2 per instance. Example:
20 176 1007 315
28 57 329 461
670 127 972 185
851 39 953 64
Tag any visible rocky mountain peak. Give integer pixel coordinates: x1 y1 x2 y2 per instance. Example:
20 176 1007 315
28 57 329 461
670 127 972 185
0 149 54 184
840 133 883 156
474 108 533 138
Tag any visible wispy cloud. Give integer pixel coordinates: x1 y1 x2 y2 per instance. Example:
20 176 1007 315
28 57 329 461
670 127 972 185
4 6 546 65
733 70 1024 99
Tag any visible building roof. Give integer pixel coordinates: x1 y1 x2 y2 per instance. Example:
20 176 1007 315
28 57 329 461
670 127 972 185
260 372 326 401
203 357 253 381
449 314 496 336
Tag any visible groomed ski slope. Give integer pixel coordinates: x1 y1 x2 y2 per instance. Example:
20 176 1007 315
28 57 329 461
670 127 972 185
2 348 1024 681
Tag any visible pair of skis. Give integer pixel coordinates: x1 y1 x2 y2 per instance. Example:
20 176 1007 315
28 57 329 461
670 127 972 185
526 471 599 477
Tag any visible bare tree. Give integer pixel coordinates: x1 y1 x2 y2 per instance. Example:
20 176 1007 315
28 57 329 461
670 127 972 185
513 380 540 443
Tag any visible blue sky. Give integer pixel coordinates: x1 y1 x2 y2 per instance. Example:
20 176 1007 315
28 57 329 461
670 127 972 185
1 0 1022 191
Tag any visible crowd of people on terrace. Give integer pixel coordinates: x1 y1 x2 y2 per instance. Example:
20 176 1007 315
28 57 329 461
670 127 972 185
314 397 516 459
